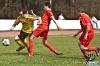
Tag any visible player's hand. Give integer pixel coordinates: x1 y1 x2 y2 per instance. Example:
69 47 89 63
84 34 88 40
73 33 78 38
9 28 13 31
58 27 63 31
29 10 33 14
37 22 42 25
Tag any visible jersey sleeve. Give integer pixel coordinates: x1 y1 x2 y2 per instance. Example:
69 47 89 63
28 16 39 21
46 10 53 18
14 17 20 25
81 15 90 26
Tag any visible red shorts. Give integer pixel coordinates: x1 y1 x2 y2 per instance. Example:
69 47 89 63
79 32 94 47
33 25 49 40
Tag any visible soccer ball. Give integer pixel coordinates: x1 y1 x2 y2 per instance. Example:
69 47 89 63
2 39 10 46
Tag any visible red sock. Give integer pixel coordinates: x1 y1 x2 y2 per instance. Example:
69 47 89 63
45 43 57 54
87 47 98 51
81 50 88 57
29 39 34 55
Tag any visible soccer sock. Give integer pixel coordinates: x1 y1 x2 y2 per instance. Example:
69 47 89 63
81 50 88 57
87 46 98 51
45 43 57 54
29 39 34 55
22 38 29 50
15 39 25 48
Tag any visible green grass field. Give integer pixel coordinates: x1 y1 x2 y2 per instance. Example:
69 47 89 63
0 34 100 66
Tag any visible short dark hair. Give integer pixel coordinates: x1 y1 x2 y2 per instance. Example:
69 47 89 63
77 7 85 13
19 9 27 14
44 1 51 8
23 10 27 14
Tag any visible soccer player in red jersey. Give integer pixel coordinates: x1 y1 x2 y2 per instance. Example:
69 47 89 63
28 2 62 56
73 7 100 59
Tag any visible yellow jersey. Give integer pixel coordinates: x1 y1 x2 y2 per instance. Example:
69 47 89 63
14 15 39 33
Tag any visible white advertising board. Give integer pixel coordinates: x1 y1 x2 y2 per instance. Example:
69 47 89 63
0 20 99 31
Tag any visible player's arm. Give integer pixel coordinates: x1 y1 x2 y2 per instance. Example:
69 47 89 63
9 17 20 31
62 16 65 20
9 24 16 31
83 16 91 40
51 16 62 31
37 17 42 25
84 23 90 40
73 29 82 38
29 16 40 22
29 10 36 16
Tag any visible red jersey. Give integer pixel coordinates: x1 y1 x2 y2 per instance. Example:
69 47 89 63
33 10 53 40
41 10 53 26
79 13 94 33
79 13 94 47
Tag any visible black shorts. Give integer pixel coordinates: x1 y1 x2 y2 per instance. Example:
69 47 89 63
18 30 31 39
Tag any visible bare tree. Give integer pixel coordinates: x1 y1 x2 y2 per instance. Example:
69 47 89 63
5 0 8 7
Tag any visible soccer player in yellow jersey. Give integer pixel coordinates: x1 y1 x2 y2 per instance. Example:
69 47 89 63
9 10 39 52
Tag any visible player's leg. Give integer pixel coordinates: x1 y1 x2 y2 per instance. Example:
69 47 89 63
39 30 62 55
87 46 98 51
79 43 98 52
93 22 98 29
82 33 100 56
85 33 98 51
29 34 35 56
42 39 62 55
78 32 98 58
95 22 98 29
79 41 100 58
78 41 88 58
20 30 31 51
87 46 100 56
15 30 29 52
28 26 46 56
22 38 29 51
15 36 25 51
95 47 100 56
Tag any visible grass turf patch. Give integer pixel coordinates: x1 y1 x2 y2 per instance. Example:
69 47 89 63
0 34 100 66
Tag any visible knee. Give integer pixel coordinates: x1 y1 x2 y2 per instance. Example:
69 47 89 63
79 45 87 50
80 47 85 50
42 40 47 45
29 34 35 39
14 36 20 41
29 37 32 40
43 42 46 45
78 42 87 50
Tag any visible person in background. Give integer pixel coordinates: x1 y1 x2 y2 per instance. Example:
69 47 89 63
73 7 100 59
28 1 62 56
91 16 98 30
58 13 65 20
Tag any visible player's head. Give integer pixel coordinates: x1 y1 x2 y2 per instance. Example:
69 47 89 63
19 10 27 17
19 11 23 15
43 1 51 11
76 7 85 16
